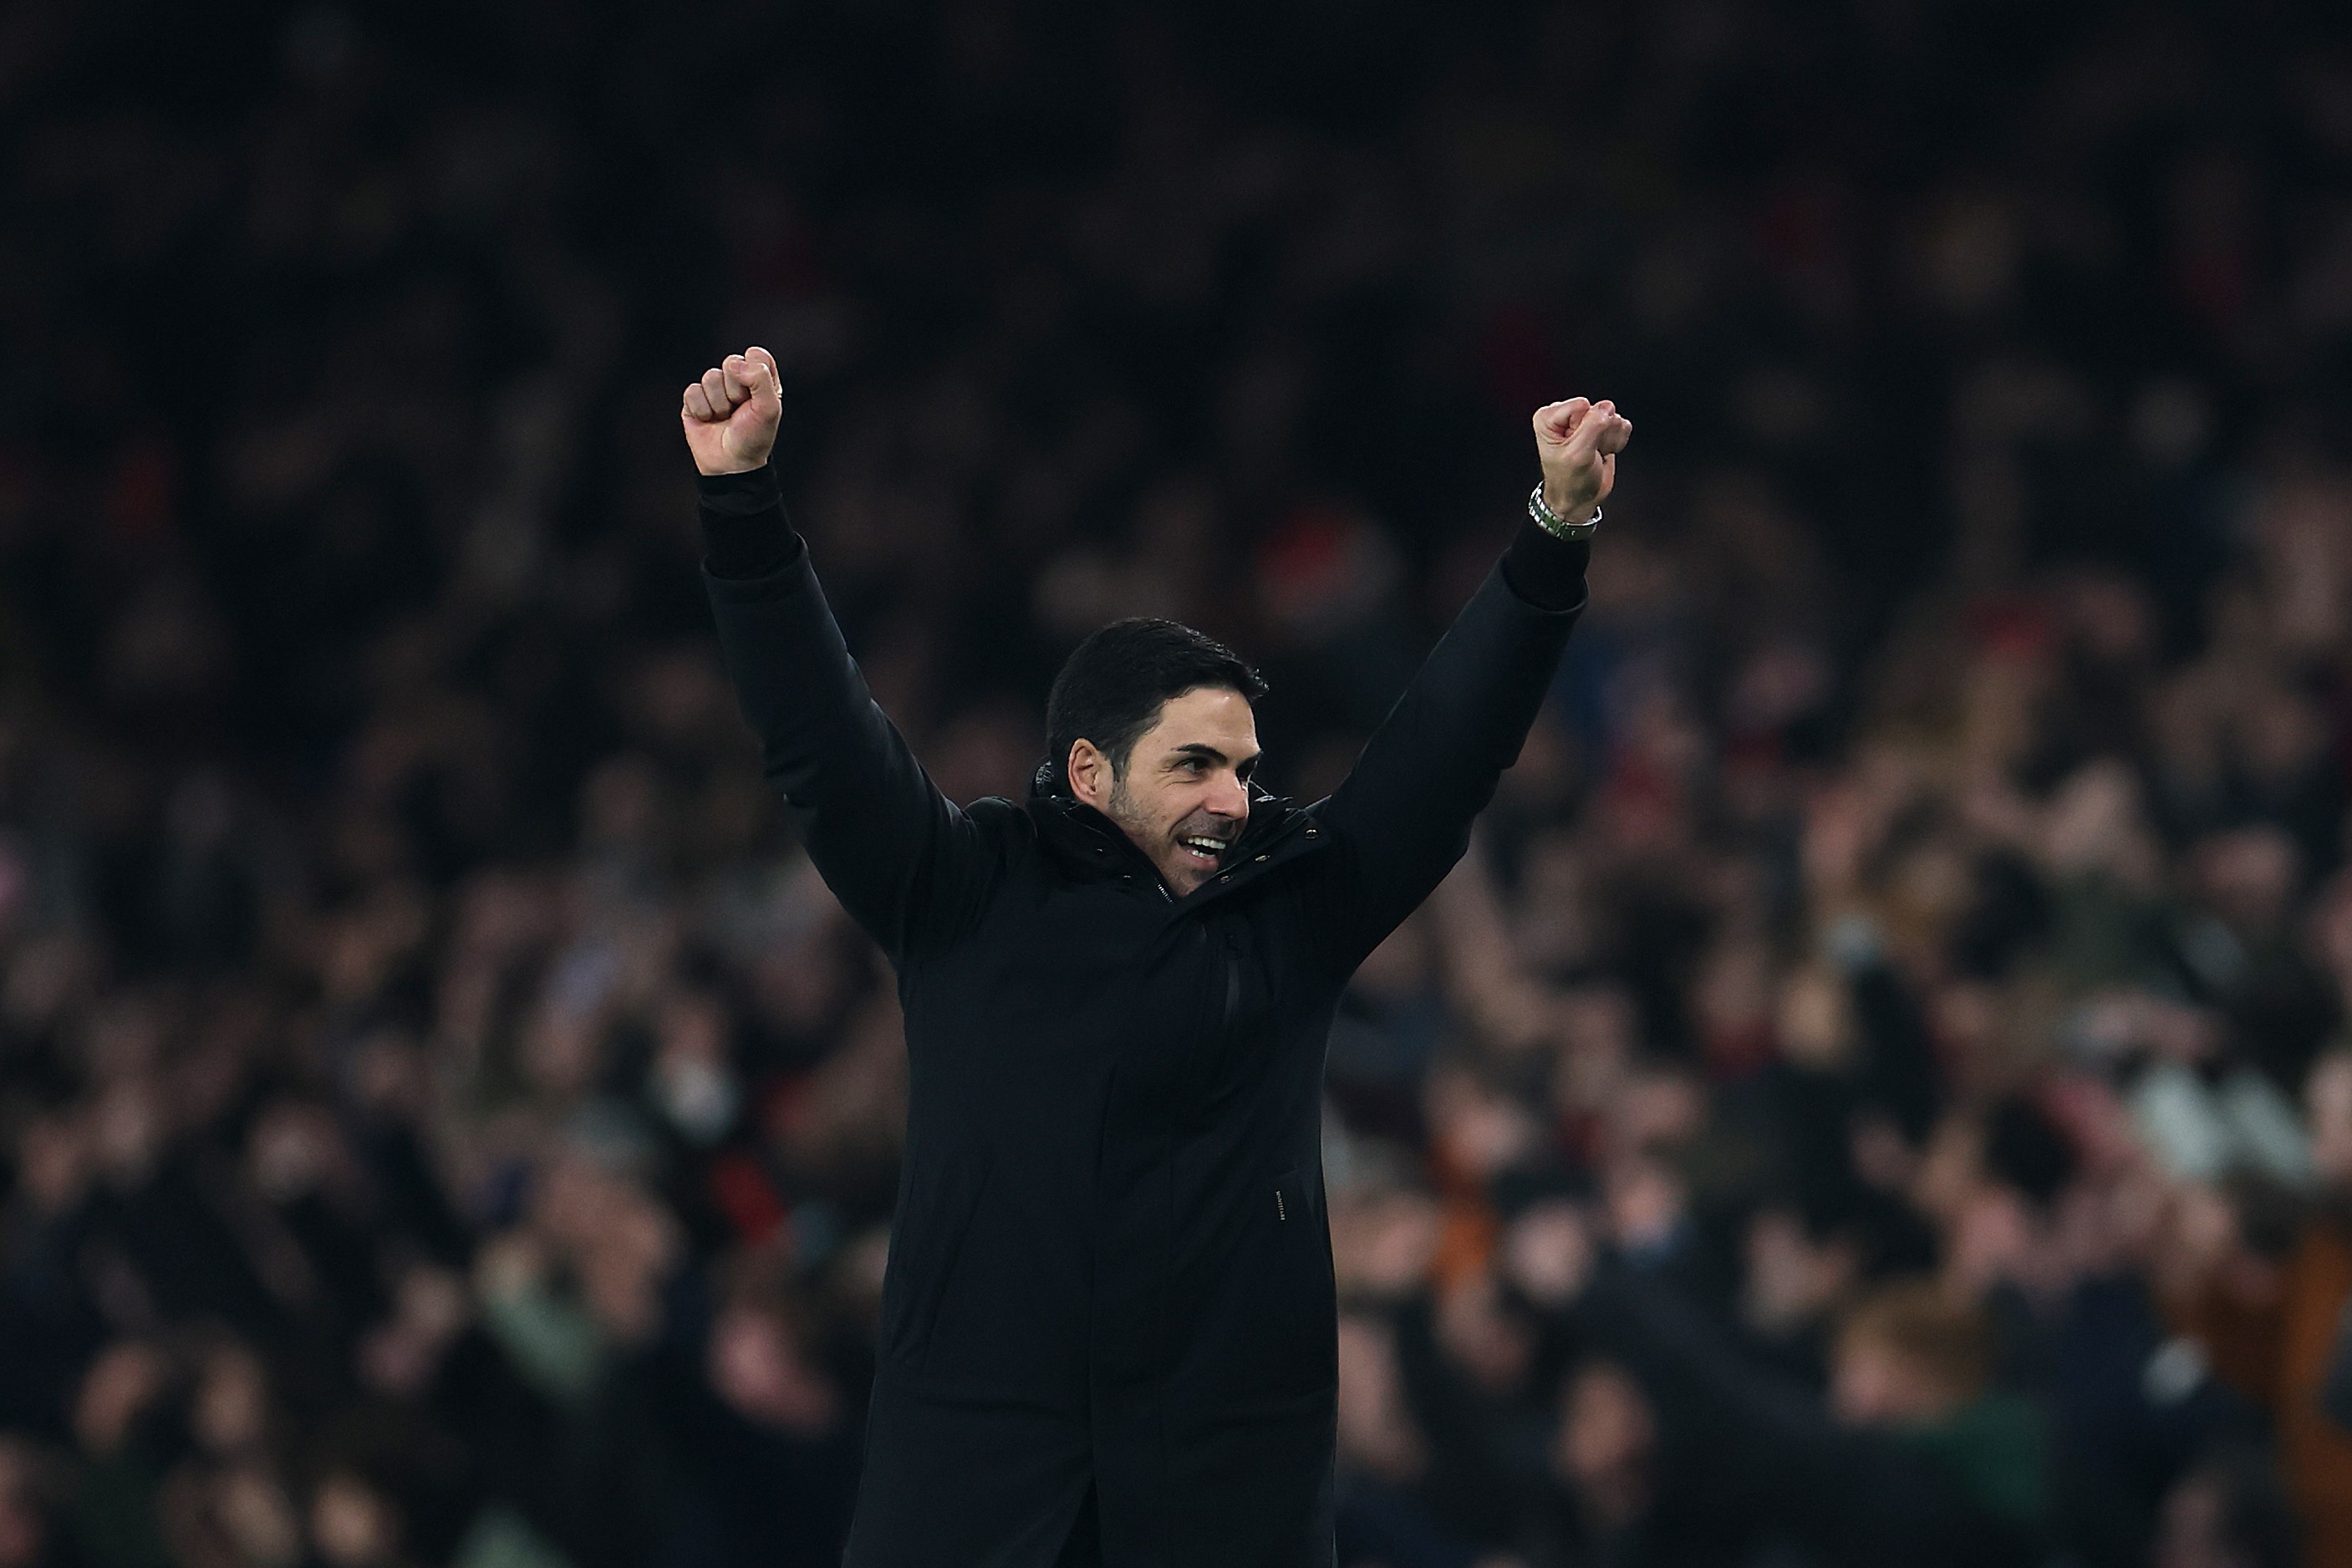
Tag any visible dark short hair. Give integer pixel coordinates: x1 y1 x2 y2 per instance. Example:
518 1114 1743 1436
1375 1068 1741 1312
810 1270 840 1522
1044 619 1265 789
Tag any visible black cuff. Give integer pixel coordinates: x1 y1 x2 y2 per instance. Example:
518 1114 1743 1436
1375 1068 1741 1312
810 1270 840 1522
696 465 805 580
1500 515 1591 613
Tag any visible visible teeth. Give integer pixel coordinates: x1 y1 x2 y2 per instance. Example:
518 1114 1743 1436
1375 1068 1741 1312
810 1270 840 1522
1183 837 1224 854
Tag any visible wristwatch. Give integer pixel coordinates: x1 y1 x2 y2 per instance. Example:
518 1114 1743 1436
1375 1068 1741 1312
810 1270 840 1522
1529 483 1601 541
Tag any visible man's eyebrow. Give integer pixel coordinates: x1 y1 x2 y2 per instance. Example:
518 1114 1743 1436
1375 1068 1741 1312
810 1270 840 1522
1167 743 1264 768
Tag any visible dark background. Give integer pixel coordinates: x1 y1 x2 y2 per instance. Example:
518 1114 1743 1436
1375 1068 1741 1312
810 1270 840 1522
1 2 2349 1565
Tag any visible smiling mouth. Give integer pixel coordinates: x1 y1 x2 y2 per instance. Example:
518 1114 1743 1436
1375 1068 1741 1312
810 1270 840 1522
1177 834 1230 868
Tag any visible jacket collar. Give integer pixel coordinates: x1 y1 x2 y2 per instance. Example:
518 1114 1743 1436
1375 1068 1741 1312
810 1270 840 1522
1024 762 1326 906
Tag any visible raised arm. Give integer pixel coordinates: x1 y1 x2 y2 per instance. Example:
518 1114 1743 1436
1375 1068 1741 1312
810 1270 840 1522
1314 398 1630 968
685 348 993 963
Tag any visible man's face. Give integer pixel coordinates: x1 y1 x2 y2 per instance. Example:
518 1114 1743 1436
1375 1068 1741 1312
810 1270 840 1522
1071 685 1260 896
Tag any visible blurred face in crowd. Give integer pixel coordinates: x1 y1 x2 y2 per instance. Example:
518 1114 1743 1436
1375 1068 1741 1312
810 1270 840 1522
2154 1472 2235 1568
310 1473 398 1568
2151 1461 2296 1568
1743 1210 1860 1339
0 1443 44 1568
1068 685 1259 896
707 1302 841 1435
1829 1328 1969 1428
2308 1051 2352 1184
1434 1274 1535 1395
1556 1361 1657 1532
191 1345 270 1454
74 1342 163 1457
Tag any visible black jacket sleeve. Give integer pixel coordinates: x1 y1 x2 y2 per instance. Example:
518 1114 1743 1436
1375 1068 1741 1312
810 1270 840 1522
1310 516 1587 970
699 467 995 964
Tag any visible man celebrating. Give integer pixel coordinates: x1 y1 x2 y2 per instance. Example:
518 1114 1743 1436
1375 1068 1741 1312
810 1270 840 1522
684 345 1627 1566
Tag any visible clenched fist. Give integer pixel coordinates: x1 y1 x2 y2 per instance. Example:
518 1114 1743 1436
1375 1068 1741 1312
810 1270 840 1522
681 347 782 476
1532 398 1632 524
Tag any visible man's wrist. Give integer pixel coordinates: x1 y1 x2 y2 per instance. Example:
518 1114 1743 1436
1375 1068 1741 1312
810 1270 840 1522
1539 481 1596 525
695 453 771 479
1530 481 1601 539
695 455 771 478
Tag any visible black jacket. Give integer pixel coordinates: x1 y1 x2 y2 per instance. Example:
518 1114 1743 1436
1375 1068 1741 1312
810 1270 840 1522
700 466 1587 1567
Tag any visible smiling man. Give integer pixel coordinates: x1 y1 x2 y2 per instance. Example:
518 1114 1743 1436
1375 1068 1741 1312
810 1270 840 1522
684 344 1627 1567
1047 619 1267 894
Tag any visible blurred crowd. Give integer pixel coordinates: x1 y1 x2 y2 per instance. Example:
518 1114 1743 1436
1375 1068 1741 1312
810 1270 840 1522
4 1 2352 1565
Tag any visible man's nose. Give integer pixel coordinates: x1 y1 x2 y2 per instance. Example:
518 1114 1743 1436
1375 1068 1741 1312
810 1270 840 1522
1210 770 1250 818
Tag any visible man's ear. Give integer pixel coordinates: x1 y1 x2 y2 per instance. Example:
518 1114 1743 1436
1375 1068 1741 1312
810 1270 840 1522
1067 738 1110 809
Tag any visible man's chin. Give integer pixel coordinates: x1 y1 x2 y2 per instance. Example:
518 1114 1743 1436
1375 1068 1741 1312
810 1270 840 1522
1164 840 1232 892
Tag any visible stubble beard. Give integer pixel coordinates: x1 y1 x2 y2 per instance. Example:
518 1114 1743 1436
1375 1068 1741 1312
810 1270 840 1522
1105 775 1212 893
